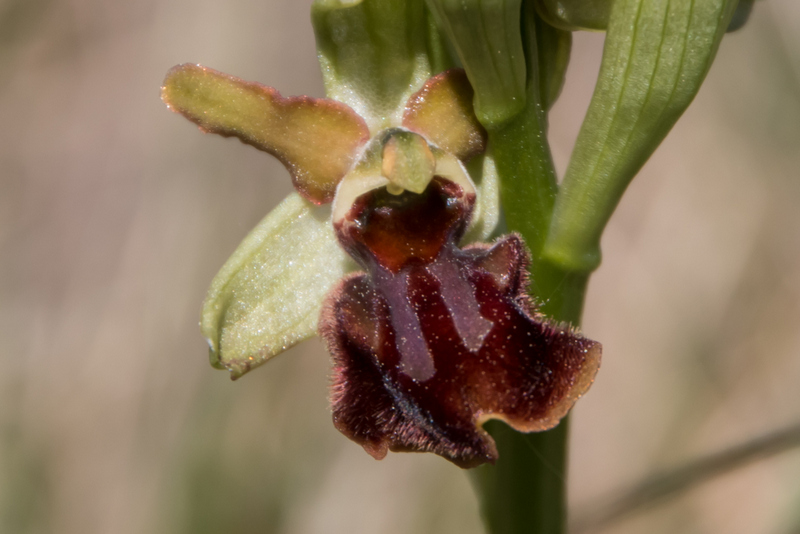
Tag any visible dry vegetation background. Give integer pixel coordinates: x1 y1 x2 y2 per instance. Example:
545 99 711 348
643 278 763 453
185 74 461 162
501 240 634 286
1 0 799 533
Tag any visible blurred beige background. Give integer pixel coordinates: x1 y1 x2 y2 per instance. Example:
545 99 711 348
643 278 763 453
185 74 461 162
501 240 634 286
1 0 799 533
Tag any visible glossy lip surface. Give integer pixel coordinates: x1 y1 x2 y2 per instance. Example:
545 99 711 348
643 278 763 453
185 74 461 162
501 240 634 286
321 178 601 468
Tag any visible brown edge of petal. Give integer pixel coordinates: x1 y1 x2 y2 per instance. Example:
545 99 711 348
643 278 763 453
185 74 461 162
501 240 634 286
161 63 370 204
469 233 602 434
276 93 371 204
476 340 602 434
402 69 487 162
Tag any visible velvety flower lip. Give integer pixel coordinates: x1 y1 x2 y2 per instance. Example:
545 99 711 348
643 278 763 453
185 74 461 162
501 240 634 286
321 175 601 468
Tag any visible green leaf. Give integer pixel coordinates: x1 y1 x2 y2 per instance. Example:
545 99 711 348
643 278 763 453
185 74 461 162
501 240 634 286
202 193 355 379
543 0 738 273
312 0 433 133
426 0 527 128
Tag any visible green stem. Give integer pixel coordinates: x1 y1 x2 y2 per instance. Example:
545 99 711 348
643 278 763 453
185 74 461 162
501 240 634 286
473 417 570 534
469 6 588 534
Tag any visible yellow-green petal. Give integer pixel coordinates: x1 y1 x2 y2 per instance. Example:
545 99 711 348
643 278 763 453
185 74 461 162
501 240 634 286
162 64 370 204
402 69 487 162
202 193 356 379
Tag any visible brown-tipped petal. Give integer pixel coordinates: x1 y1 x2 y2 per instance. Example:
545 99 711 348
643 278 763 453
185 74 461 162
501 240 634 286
162 64 370 204
402 69 487 162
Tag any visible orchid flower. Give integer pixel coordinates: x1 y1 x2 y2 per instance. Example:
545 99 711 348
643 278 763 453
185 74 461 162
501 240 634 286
161 0 742 479
162 57 600 467
160 0 753 530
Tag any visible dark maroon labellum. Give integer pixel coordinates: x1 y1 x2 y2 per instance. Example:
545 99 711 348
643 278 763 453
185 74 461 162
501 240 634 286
321 177 601 468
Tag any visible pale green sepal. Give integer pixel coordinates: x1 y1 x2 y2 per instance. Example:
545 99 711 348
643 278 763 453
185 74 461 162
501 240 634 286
202 193 355 379
426 0 527 128
543 0 738 273
311 0 433 134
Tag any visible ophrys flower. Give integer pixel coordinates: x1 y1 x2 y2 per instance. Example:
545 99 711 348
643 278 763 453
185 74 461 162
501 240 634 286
162 63 600 467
